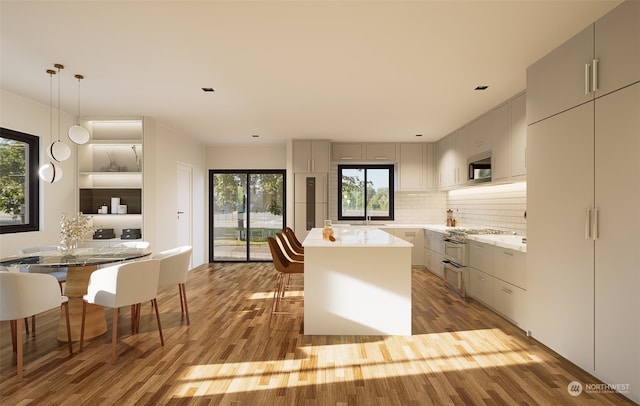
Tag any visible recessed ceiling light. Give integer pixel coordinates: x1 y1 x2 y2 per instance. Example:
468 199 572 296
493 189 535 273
202 87 215 92
251 134 259 138
475 85 489 90
415 134 423 137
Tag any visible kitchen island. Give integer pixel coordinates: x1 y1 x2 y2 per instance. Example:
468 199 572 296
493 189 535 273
302 227 412 335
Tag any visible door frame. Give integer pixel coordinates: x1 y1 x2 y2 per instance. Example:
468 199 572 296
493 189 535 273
208 169 286 262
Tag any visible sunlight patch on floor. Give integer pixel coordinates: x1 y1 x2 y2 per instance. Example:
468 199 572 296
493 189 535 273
171 328 540 397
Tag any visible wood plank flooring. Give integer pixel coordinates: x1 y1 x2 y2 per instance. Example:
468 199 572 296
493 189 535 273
1 263 635 405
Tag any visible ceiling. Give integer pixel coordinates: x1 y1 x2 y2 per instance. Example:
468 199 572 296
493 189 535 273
0 1 621 146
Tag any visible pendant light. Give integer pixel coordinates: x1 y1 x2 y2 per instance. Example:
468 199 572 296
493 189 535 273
47 63 71 162
68 73 90 144
39 69 63 183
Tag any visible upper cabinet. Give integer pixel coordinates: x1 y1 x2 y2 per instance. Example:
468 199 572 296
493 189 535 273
365 143 396 161
467 113 492 157
527 0 639 125
510 93 527 177
293 140 330 173
331 143 363 162
491 103 511 181
398 143 433 191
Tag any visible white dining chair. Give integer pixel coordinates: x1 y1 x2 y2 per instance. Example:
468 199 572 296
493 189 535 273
18 245 68 292
113 241 150 249
0 272 73 382
79 259 163 364
151 246 193 325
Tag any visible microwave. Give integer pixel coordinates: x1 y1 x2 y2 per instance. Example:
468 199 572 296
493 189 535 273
468 153 492 184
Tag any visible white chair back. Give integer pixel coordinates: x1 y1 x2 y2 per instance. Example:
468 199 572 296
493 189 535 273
0 272 67 321
84 259 160 309
113 241 150 249
18 245 60 255
152 246 193 287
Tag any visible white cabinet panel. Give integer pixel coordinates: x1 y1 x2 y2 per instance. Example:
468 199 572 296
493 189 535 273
365 143 396 161
493 247 526 289
294 173 327 204
467 113 492 157
331 143 363 161
491 103 511 181
493 279 527 328
510 93 527 177
394 228 424 266
293 140 330 173
526 25 593 125
469 241 493 275
398 143 425 191
527 102 595 372
593 82 640 400
594 0 640 98
469 268 493 307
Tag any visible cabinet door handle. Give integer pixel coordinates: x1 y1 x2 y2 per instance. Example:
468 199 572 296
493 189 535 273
585 208 592 239
502 251 514 257
501 287 513 295
594 207 599 240
592 59 599 92
585 63 591 95
311 159 315 172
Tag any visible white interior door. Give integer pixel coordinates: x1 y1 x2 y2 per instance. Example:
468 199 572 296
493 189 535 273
177 163 193 256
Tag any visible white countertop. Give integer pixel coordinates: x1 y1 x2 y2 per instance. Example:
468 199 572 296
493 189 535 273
465 234 527 253
303 227 413 248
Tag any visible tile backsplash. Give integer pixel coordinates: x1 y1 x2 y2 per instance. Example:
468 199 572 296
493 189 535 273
447 182 527 235
328 162 526 235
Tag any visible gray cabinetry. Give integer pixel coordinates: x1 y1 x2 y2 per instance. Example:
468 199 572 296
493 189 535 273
293 140 330 173
526 3 639 401
527 0 639 125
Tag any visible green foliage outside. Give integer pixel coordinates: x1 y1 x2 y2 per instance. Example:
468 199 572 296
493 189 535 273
213 173 283 216
0 137 26 224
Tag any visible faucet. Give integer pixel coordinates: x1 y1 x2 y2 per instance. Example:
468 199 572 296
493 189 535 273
365 215 371 225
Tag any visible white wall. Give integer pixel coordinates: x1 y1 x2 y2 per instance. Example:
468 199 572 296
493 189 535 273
0 90 77 257
205 144 286 169
148 121 206 266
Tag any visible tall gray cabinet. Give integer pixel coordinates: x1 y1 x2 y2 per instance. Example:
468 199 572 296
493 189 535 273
526 1 639 403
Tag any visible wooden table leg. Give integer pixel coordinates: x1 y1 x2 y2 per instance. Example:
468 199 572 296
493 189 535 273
57 265 107 342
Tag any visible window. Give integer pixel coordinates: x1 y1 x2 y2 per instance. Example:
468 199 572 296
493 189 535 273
0 127 40 233
338 164 394 221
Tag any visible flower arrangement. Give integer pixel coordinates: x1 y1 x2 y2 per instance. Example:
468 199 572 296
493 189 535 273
60 212 97 250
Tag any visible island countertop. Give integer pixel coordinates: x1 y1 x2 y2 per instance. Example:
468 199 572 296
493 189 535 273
303 226 413 248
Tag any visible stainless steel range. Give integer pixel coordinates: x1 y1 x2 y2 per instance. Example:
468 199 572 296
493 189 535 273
441 227 509 297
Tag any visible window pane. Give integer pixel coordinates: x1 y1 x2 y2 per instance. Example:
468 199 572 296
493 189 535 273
341 168 365 217
366 168 390 218
0 136 29 226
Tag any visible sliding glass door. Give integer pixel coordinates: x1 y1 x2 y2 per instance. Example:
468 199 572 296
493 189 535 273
210 170 285 261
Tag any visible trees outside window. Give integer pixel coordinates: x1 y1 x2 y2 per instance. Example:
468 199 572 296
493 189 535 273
0 128 40 234
338 165 393 221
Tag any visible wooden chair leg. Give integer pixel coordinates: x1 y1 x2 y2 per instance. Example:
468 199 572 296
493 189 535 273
179 283 190 325
31 315 36 337
111 308 119 365
16 317 23 382
178 285 185 314
151 299 164 346
10 320 17 352
63 302 73 355
79 301 87 352
131 304 137 335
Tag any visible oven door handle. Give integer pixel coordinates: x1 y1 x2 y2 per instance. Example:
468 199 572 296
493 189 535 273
442 259 464 268
443 238 465 244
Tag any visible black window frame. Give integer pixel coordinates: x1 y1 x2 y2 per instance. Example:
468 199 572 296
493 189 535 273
338 164 394 221
0 127 40 234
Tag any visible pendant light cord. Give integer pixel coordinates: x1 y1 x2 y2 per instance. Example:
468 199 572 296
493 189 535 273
56 64 63 142
47 69 56 144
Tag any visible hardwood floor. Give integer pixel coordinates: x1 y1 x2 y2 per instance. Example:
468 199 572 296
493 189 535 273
1 263 634 405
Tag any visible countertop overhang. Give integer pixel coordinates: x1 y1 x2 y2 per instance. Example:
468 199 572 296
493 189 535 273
303 227 413 248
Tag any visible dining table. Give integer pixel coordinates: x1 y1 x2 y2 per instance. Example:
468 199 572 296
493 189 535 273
0 246 152 342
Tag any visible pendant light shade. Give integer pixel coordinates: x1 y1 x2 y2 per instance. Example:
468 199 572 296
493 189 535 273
68 74 90 144
47 140 72 162
68 124 90 144
38 161 63 183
